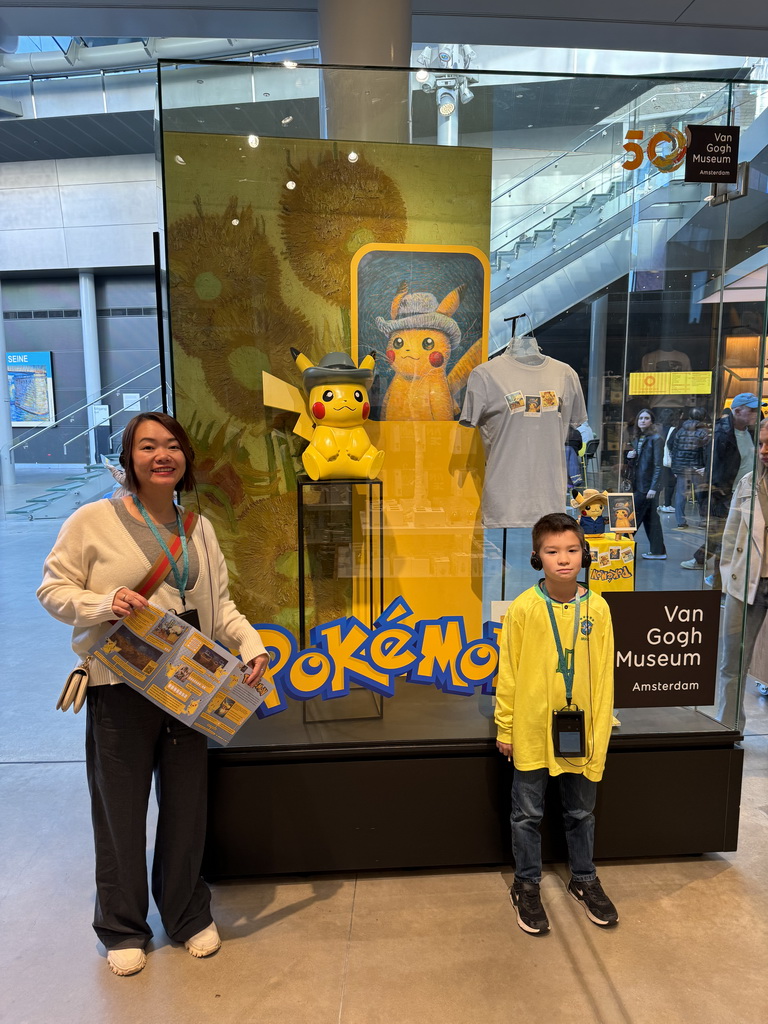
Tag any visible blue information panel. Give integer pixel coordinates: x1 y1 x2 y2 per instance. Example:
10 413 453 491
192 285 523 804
7 351 55 427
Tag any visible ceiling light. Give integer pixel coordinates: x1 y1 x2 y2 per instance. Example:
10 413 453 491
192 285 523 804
439 101 455 116
248 135 259 148
281 115 293 125
286 180 296 190
415 69 429 83
283 60 298 69
348 151 359 163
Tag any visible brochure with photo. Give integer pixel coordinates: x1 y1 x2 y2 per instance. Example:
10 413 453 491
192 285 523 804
90 604 272 745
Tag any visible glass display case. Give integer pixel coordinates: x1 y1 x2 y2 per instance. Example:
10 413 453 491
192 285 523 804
157 59 768 873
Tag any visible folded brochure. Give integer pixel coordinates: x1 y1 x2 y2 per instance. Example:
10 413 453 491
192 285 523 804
89 603 272 745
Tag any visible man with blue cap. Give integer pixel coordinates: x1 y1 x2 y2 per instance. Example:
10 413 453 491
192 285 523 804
681 392 759 575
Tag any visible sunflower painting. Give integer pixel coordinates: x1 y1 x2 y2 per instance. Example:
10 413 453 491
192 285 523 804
163 131 491 636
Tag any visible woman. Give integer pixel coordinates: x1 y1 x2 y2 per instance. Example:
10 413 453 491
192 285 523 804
669 407 710 528
625 408 667 559
38 413 268 977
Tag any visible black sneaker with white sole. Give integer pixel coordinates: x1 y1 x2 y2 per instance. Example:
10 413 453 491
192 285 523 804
567 876 619 926
509 881 550 935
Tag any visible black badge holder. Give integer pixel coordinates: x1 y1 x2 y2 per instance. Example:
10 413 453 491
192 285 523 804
552 707 586 757
177 607 201 630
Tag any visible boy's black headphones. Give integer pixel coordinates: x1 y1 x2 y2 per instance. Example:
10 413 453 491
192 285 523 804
530 543 592 572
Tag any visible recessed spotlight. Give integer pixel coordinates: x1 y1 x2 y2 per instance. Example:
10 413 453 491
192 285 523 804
286 180 296 190
248 135 259 148
348 151 359 163
283 60 298 69
174 155 186 165
415 69 429 82
281 115 293 125
231 218 240 226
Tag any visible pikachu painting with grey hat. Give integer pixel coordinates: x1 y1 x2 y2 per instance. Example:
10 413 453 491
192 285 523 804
375 281 482 420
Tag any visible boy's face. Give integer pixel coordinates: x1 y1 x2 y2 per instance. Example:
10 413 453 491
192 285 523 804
536 530 583 585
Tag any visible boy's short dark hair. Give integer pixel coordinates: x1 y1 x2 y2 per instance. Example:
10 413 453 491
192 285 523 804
531 512 586 553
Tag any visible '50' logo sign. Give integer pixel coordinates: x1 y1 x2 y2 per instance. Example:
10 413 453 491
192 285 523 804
622 128 688 173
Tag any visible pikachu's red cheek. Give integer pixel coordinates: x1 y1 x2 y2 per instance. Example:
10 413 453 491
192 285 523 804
312 402 326 419
362 402 370 420
386 349 395 363
429 352 445 368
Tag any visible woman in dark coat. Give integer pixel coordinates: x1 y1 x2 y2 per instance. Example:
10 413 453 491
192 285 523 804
626 408 667 559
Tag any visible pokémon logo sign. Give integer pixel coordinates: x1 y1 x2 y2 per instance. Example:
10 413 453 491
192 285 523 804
254 597 501 717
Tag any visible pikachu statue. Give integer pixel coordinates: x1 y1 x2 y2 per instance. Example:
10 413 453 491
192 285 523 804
289 349 385 481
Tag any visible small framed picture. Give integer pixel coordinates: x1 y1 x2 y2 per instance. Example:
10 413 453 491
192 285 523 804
524 395 541 416
540 389 558 411
607 493 636 533
505 390 525 414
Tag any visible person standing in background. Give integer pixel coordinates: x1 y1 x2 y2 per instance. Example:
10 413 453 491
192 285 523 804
625 408 667 560
669 407 710 529
681 393 759 577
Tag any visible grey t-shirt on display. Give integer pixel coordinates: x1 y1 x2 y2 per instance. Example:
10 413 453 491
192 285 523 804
459 353 587 528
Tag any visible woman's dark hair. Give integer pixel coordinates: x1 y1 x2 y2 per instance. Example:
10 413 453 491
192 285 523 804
689 406 709 423
119 413 196 494
632 407 659 436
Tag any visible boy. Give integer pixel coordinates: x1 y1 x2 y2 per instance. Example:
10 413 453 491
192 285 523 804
496 512 618 935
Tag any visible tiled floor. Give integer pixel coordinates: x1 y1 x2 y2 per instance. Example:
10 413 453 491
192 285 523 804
2 488 768 1024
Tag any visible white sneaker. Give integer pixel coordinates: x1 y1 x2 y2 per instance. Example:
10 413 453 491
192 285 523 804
185 922 221 958
107 947 147 976
680 559 703 570
658 506 675 513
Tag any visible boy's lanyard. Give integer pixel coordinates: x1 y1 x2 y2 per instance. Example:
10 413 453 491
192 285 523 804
538 583 580 706
132 495 189 607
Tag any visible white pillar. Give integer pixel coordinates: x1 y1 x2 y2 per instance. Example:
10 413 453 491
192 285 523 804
318 0 412 143
0 280 16 485
588 293 609 459
79 271 102 466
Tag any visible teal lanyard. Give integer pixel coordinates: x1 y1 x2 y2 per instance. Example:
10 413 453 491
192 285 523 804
538 583 581 706
132 495 189 607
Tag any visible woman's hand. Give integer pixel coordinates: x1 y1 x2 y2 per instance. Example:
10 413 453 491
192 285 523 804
243 653 269 687
496 739 512 761
647 489 656 499
111 588 149 617
626 449 636 459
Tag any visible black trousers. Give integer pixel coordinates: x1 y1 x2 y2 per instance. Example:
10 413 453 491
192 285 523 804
85 684 212 950
634 492 666 556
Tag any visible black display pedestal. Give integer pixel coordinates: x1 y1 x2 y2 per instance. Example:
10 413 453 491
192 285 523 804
297 477 384 724
203 711 743 878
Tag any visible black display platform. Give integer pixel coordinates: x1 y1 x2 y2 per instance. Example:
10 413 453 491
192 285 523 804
203 707 743 878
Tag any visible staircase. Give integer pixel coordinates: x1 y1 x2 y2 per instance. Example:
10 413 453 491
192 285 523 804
488 78 763 334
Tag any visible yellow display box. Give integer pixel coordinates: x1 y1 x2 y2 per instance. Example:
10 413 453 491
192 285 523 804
586 534 635 594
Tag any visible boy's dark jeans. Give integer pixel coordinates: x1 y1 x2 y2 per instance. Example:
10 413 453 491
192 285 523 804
511 767 597 884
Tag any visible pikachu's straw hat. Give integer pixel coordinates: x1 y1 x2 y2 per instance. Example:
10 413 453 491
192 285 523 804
570 489 609 514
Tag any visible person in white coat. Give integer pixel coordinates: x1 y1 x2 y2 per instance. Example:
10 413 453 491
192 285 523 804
716 417 768 731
